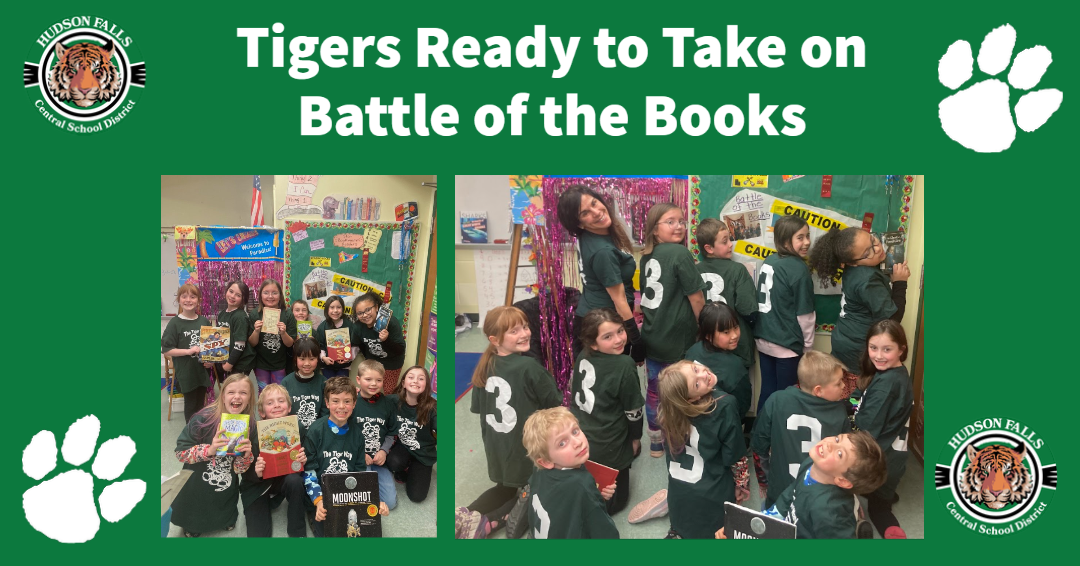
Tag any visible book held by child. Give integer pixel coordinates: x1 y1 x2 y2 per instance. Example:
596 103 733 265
217 414 249 457
325 328 353 362
322 471 382 537
297 320 313 338
256 415 302 478
261 307 281 331
374 305 393 333
199 326 230 363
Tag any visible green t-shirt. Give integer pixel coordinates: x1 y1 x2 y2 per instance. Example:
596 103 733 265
352 393 398 456
527 466 619 539
315 317 356 370
773 458 857 539
302 416 366 480
854 365 913 499
640 243 705 362
281 371 326 434
576 230 636 316
171 410 241 533
353 315 406 370
470 353 562 487
161 314 212 393
684 341 752 418
750 386 852 508
569 350 644 470
697 256 757 367
248 308 298 371
753 254 815 353
395 400 437 466
217 307 255 374
666 389 745 539
831 265 898 371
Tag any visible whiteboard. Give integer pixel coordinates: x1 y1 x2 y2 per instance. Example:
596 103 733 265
474 248 536 325
161 233 178 316
455 175 513 243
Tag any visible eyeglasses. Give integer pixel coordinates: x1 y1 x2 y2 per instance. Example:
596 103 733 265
856 235 881 262
660 220 688 228
356 305 377 317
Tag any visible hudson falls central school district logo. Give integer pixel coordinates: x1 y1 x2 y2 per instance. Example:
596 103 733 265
23 15 145 134
936 417 1056 536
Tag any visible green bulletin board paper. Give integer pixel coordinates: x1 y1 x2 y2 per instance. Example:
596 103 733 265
689 175 914 331
284 220 420 339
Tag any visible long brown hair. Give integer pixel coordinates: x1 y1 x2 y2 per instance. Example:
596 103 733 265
556 185 633 253
858 319 909 389
471 306 530 388
773 214 809 257
657 361 717 454
396 365 436 428
642 202 682 255
579 308 622 355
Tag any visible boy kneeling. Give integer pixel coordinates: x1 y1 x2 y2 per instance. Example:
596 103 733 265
522 407 619 539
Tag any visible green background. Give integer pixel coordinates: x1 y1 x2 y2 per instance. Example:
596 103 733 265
9 0 1076 555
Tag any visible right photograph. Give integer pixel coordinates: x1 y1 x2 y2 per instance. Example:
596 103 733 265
454 175 925 540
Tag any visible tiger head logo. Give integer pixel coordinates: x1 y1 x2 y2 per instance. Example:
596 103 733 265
48 40 121 108
960 441 1034 510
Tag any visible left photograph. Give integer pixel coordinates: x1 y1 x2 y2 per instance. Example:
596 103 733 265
160 175 438 538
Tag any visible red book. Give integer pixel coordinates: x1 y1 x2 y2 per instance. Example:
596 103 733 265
257 416 302 479
585 460 618 490
325 328 352 362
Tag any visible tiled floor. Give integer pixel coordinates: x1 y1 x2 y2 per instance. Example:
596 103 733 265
453 327 924 539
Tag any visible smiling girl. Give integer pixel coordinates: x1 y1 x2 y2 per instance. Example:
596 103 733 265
854 320 913 539
247 279 297 393
389 365 438 503
162 283 214 422
171 373 255 537
352 291 406 393
216 280 255 382
569 308 645 514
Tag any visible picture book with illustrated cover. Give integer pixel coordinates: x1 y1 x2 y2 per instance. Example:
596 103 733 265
297 320 313 338
256 415 302 478
325 327 353 362
199 326 230 363
584 460 618 490
217 414 250 457
879 231 906 272
261 308 281 332
724 502 796 539
374 305 393 333
322 471 381 537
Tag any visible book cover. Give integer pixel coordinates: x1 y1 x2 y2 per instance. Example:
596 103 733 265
723 502 796 539
199 326 230 363
584 460 618 490
325 328 353 362
261 308 281 332
256 415 302 479
322 471 381 537
878 231 906 271
374 305 393 333
297 320 313 338
460 211 488 243
217 414 250 457
395 202 418 221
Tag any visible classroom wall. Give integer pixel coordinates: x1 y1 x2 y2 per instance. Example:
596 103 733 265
456 248 479 315
271 175 436 367
455 174 514 242
161 175 275 227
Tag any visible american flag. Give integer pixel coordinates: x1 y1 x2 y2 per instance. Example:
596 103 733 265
250 175 263 226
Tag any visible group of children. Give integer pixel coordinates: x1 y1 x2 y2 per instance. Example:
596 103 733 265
457 200 915 540
164 280 433 537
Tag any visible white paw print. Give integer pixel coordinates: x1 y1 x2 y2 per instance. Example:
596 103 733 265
938 24 1063 152
22 415 146 543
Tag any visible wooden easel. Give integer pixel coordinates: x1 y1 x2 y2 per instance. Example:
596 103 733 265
504 224 540 305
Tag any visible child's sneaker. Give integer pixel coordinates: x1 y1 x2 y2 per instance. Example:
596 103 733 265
856 520 874 539
663 529 682 539
628 489 668 524
884 526 907 539
455 506 488 539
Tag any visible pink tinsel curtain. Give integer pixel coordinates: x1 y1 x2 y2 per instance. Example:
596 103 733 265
197 261 285 319
535 176 688 403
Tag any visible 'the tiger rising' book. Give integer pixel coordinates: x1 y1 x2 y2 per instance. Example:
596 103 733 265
257 415 302 478
199 326 230 363
325 328 352 362
217 414 249 457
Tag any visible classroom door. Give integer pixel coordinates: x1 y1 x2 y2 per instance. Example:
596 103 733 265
909 293 925 463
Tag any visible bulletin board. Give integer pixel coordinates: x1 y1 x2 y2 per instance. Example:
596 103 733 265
689 175 915 331
283 220 420 337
